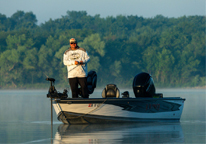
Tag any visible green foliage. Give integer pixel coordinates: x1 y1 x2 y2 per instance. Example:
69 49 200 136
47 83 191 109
79 33 105 57
0 10 205 88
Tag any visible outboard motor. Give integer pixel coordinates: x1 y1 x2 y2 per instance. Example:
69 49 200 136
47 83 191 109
102 84 120 98
133 72 155 98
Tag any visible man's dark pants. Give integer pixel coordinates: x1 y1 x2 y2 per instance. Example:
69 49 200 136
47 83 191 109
69 77 88 98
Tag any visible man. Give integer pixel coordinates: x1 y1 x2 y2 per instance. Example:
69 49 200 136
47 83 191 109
63 38 90 98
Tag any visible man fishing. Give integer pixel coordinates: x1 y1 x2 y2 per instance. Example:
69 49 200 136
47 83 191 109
63 38 90 98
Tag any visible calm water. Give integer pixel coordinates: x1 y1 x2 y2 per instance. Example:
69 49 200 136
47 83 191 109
0 89 205 144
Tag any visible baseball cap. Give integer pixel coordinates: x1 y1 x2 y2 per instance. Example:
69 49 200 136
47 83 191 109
70 38 77 44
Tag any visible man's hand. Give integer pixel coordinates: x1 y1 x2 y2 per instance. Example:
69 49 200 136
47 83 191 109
75 61 79 65
75 61 84 65
79 61 84 65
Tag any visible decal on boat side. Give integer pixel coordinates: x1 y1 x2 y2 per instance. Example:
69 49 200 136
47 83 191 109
107 100 181 113
88 103 100 107
146 104 160 110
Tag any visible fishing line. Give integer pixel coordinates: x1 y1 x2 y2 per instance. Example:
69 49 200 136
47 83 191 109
43 72 49 78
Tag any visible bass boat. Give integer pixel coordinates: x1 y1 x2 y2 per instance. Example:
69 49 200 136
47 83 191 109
46 71 185 125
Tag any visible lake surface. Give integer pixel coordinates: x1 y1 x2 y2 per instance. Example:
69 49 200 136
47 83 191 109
0 89 205 143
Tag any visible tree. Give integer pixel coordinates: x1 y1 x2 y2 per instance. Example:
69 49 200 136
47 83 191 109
22 48 38 84
10 11 37 29
78 33 105 72
55 45 69 81
37 45 54 82
6 34 35 50
0 49 22 87
0 11 205 88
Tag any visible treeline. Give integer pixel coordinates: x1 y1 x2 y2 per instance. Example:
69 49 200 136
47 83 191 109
0 10 205 89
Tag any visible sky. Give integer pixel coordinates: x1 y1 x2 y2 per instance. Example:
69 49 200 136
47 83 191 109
0 0 205 24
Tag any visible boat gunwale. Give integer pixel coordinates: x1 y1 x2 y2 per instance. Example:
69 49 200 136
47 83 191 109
54 97 186 103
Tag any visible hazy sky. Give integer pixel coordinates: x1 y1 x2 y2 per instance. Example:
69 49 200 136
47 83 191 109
0 0 205 24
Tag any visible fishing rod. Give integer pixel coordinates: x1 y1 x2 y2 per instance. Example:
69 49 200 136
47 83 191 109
68 64 80 73
67 60 85 73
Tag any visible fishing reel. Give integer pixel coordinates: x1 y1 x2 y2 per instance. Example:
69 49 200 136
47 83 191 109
46 78 68 99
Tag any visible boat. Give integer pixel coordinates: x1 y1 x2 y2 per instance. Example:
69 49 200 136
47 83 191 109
46 71 186 125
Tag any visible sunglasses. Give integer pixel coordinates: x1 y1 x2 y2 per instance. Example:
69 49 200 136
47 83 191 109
70 43 76 44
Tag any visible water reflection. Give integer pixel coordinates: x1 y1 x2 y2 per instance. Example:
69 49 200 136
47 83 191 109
54 122 184 144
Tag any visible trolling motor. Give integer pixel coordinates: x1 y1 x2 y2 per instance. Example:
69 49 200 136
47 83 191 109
46 78 68 99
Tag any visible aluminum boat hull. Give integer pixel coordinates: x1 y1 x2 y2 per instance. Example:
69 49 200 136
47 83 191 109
53 97 185 124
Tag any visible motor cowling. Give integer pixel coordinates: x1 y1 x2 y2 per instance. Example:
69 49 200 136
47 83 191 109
133 72 155 98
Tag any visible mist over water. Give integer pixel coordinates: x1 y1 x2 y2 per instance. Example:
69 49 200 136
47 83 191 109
0 89 205 143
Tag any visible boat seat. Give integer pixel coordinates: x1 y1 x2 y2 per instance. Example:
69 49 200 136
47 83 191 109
87 71 97 94
102 84 120 98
